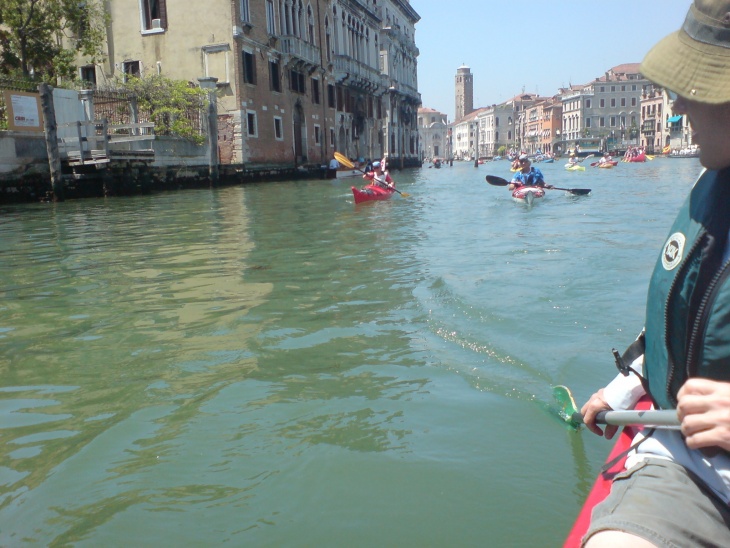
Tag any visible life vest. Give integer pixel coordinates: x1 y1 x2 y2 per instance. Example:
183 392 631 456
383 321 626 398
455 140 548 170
644 168 730 408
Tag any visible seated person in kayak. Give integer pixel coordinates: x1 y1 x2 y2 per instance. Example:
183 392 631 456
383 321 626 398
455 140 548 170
580 2 730 546
598 152 613 165
508 155 552 190
362 160 394 190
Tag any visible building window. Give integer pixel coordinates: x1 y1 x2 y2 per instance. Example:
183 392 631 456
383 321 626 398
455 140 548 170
243 50 256 84
327 84 335 108
80 65 96 86
314 124 321 144
610 98 616 107
140 0 167 31
123 61 141 81
621 97 626 107
241 0 251 23
274 116 283 140
290 70 305 93
599 98 605 108
330 128 335 147
585 118 591 128
269 60 281 92
266 0 276 34
631 97 637 107
311 78 320 104
585 99 591 108
599 117 605 127
247 110 258 137
610 116 616 127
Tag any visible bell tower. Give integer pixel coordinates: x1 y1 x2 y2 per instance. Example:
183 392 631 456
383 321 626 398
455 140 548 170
455 65 474 121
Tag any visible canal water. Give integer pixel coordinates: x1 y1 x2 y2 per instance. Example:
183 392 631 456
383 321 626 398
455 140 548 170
0 156 701 546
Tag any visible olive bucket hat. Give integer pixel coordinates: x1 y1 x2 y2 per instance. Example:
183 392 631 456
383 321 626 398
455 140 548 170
641 0 730 103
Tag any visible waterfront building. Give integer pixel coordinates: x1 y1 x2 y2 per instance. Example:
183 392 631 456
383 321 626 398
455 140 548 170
70 0 421 169
450 108 488 160
640 85 692 153
559 64 650 155
523 96 560 156
454 65 474 122
417 107 448 160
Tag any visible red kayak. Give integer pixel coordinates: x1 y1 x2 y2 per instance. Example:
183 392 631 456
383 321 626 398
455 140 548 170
623 151 646 163
351 184 395 204
564 399 650 547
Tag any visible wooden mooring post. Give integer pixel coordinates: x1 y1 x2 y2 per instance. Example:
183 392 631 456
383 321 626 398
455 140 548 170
39 83 63 201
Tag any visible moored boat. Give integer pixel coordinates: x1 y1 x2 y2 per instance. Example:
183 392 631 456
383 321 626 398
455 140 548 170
512 185 545 205
351 184 396 204
336 169 362 179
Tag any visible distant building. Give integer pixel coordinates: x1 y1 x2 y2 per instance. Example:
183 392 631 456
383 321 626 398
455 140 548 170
454 65 474 121
418 107 448 160
558 64 650 154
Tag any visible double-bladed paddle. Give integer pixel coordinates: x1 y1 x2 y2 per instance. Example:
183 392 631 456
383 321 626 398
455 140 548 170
553 385 680 429
485 175 591 196
334 152 409 197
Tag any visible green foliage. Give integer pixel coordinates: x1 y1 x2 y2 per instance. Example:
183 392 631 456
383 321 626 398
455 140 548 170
0 0 108 82
497 145 507 156
121 76 208 145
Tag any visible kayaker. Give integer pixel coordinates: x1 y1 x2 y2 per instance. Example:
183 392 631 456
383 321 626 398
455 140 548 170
363 160 394 190
580 1 730 546
508 155 552 190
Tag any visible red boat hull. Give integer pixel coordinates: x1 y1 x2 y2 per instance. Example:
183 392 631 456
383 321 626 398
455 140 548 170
564 399 651 547
512 185 545 204
351 184 395 204
624 152 646 162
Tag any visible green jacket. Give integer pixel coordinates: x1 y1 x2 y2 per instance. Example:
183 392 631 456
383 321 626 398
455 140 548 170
644 168 730 409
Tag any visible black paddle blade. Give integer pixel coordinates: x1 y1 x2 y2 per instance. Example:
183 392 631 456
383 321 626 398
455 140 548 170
565 188 591 196
486 175 509 186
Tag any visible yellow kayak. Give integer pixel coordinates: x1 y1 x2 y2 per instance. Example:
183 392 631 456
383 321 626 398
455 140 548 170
564 164 586 171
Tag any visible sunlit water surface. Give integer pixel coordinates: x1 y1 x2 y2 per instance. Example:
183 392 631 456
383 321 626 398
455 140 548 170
0 157 701 546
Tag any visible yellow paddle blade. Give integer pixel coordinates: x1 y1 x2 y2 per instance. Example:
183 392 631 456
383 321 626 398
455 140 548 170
334 151 354 169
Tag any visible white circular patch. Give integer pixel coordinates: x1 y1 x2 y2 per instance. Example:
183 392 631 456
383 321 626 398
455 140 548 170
662 232 686 270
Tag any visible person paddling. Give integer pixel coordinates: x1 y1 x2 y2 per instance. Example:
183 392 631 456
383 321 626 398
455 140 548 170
362 160 394 191
508 154 552 191
580 1 730 546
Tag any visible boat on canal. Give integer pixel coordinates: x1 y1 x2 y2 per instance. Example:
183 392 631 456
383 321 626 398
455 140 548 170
511 185 545 206
351 184 396 204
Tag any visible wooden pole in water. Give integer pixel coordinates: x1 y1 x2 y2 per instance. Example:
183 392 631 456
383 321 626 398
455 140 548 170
39 83 63 201
198 77 219 186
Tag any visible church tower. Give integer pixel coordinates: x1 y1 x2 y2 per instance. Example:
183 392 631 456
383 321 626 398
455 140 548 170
455 65 474 121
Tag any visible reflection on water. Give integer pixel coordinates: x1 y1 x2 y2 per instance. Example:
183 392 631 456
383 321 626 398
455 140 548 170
0 159 703 545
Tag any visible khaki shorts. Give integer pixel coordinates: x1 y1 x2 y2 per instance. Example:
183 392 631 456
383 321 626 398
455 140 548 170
583 458 730 547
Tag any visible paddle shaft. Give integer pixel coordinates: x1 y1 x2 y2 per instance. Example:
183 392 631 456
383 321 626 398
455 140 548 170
485 175 590 196
571 409 680 428
334 152 406 196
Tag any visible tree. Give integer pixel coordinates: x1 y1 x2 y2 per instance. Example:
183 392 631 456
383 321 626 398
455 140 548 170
0 0 108 82
121 76 208 145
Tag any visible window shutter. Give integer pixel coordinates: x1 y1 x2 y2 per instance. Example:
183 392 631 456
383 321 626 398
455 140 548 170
159 0 168 29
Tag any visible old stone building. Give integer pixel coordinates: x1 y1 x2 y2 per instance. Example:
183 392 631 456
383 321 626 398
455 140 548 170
417 107 448 160
74 0 420 168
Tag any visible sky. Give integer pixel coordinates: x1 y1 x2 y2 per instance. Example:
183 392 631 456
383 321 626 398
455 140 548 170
412 0 691 121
